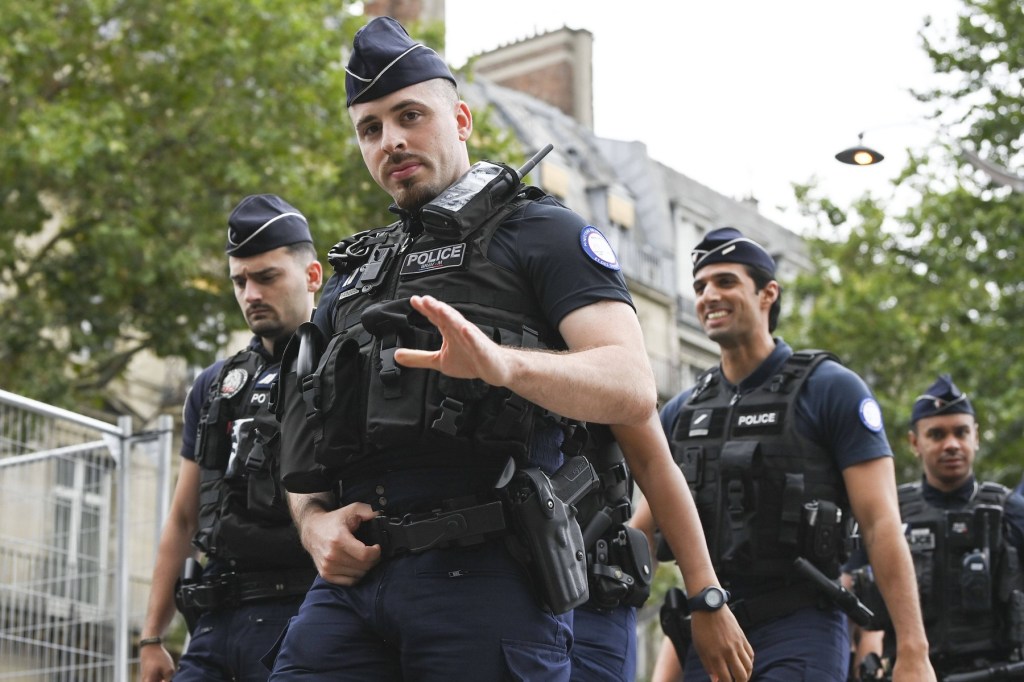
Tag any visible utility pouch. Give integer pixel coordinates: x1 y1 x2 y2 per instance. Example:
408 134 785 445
800 499 843 575
194 395 231 469
245 412 288 522
503 455 599 614
961 548 992 613
277 328 357 493
589 524 653 608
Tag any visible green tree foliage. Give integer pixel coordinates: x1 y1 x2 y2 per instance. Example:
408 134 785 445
786 0 1024 485
0 3 519 410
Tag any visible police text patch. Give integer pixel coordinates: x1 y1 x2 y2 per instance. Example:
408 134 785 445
733 408 782 432
400 244 466 277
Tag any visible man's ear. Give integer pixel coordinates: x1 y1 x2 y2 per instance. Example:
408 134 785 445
307 260 324 292
907 429 921 459
456 101 473 142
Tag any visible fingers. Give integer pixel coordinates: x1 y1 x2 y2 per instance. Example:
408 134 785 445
392 347 438 369
311 504 382 585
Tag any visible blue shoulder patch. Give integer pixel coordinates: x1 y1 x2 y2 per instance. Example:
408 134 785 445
858 398 884 433
579 226 620 270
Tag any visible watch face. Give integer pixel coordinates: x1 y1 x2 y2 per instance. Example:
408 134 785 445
705 588 724 608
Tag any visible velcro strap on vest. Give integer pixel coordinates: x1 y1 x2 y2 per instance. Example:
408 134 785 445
356 501 508 558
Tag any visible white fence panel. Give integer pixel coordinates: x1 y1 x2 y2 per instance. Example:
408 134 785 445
0 390 171 682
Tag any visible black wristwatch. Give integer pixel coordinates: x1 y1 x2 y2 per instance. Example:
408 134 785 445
687 585 730 612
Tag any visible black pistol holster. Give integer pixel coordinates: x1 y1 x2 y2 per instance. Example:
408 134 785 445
660 587 694 661
173 557 203 634
502 455 600 614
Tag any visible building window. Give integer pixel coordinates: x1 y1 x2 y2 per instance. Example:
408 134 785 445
539 161 570 200
49 452 110 606
607 190 635 230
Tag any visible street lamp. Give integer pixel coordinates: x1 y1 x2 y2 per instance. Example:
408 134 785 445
835 132 884 166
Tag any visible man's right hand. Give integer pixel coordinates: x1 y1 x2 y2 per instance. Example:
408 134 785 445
301 502 382 585
140 644 175 682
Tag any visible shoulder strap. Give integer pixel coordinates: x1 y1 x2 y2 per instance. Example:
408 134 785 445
764 349 840 395
687 366 721 405
977 481 1012 506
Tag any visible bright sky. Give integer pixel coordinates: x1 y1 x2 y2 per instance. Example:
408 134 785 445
444 1 965 234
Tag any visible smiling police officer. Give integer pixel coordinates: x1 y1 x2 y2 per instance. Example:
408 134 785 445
649 227 934 682
139 195 322 682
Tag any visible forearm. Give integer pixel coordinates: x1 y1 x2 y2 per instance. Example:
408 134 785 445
638 463 717 590
397 296 656 426
142 522 196 638
862 515 929 658
288 491 336 548
499 344 656 425
613 417 717 590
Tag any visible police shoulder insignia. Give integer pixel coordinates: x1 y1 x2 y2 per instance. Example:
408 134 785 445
220 368 248 398
580 226 620 270
858 398 884 433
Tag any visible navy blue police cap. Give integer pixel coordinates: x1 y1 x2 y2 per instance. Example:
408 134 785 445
691 227 777 277
225 194 312 257
345 16 456 107
911 374 975 425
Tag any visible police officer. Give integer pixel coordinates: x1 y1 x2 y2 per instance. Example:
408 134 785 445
268 16 751 682
889 374 1024 675
647 227 934 681
139 195 322 682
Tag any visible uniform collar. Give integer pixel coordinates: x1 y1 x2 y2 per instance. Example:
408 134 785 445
721 338 792 395
248 335 278 363
921 474 978 509
388 203 425 236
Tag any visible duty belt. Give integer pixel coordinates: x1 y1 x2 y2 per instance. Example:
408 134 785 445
176 568 316 613
356 500 509 558
728 582 826 629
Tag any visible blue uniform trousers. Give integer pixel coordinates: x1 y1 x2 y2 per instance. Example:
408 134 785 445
683 606 848 681
268 538 573 681
174 596 303 682
570 604 637 681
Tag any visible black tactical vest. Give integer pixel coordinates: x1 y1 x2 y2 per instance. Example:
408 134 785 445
898 480 1024 661
670 350 850 580
192 348 310 569
285 189 574 490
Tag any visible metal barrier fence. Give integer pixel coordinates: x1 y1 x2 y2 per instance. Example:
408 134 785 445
0 389 172 682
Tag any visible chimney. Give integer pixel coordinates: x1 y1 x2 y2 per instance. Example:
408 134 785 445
469 27 594 129
363 0 445 27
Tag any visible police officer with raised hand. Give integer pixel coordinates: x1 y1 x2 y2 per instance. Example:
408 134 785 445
883 375 1024 676
139 195 322 682
268 16 751 682
648 227 934 681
